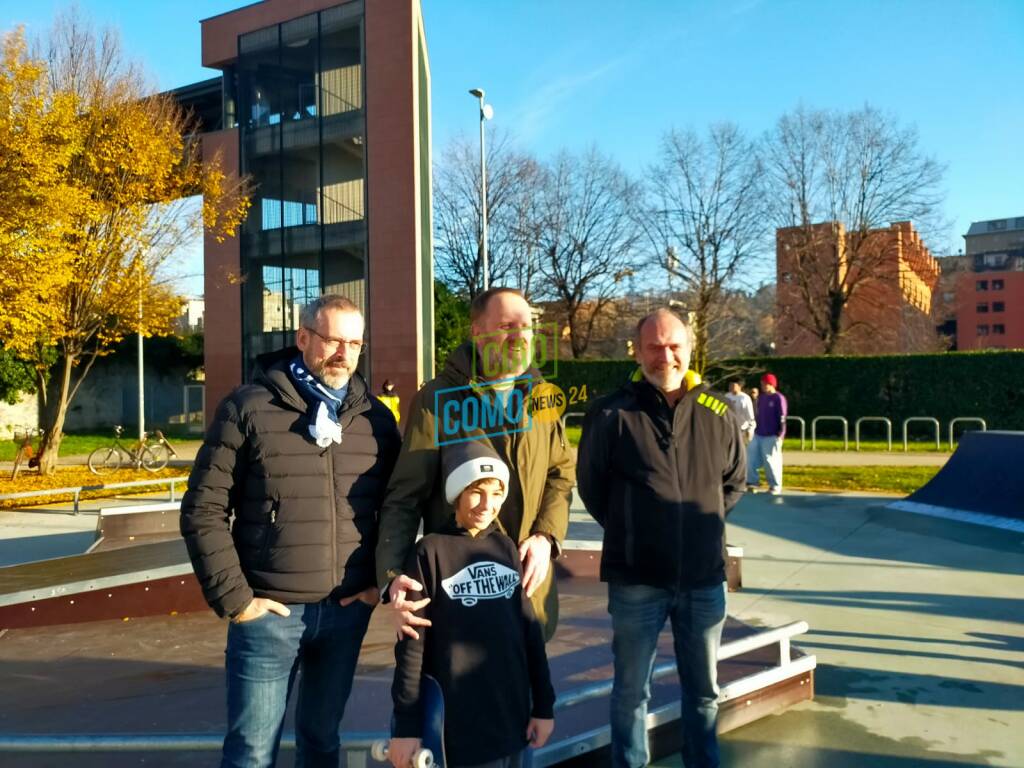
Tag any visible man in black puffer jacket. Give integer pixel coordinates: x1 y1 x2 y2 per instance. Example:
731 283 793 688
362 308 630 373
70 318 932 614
577 308 746 768
180 295 400 768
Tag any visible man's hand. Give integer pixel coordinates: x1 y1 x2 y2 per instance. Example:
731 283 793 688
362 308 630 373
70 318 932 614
232 597 290 623
387 737 421 768
339 586 379 608
526 717 554 748
518 534 553 598
387 574 432 641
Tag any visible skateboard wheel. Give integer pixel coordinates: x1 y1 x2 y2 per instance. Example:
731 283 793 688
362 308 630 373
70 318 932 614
414 747 434 768
370 740 389 761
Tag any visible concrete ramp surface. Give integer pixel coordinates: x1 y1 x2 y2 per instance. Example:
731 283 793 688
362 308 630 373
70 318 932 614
890 430 1023 528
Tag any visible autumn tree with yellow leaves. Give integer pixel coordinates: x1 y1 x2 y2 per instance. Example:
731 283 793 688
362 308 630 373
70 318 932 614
0 14 249 474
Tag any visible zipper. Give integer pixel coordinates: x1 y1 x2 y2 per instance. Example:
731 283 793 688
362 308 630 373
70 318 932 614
326 447 339 587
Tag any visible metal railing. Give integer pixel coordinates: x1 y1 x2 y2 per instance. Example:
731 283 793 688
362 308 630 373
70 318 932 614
902 417 940 452
855 417 893 452
0 622 815 762
948 417 987 451
0 477 189 515
811 416 848 451
561 411 586 429
785 416 806 450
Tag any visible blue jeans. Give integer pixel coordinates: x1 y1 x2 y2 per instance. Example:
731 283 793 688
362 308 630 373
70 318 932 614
608 582 727 768
221 597 374 768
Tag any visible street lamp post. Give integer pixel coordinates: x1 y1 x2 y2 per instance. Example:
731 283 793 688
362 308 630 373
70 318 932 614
468 88 493 290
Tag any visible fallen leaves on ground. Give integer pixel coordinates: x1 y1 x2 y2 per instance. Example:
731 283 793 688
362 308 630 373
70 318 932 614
0 466 189 510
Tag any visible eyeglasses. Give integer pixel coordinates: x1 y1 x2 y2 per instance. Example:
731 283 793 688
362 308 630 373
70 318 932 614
303 326 366 355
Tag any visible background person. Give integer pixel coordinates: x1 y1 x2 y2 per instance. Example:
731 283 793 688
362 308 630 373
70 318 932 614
747 372 787 494
380 379 401 425
180 295 401 768
724 380 756 443
577 308 746 768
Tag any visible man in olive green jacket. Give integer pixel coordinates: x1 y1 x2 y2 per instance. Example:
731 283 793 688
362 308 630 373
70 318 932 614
376 288 575 640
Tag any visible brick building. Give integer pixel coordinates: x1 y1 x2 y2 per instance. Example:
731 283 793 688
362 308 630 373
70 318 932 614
171 0 432 419
776 221 940 355
954 216 1024 350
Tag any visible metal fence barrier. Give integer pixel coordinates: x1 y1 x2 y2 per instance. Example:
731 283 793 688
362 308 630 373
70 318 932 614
811 416 848 451
561 411 586 429
0 477 189 515
854 417 893 452
785 416 806 450
902 417 940 452
948 417 987 451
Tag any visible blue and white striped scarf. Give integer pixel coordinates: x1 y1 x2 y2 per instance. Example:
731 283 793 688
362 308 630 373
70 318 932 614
288 356 348 447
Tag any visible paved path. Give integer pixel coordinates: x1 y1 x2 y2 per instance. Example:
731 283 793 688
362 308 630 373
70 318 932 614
644 491 1024 767
786 450 950 467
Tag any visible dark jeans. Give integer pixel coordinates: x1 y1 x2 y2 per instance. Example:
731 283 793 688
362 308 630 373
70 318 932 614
608 582 727 768
221 597 374 768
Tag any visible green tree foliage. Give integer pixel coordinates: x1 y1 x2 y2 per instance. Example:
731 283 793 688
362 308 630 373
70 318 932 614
434 281 470 370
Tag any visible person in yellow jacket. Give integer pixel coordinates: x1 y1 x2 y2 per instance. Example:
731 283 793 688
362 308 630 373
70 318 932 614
380 380 401 425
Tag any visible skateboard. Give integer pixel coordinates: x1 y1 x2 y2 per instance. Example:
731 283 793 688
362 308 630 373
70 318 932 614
371 674 446 768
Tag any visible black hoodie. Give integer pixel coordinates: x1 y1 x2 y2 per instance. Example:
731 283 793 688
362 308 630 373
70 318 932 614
180 347 401 619
391 521 555 766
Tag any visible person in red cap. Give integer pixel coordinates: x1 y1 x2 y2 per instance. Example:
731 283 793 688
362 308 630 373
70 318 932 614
747 373 787 494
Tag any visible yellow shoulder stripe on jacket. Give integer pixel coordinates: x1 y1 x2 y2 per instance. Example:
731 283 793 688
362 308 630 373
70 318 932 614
696 392 728 417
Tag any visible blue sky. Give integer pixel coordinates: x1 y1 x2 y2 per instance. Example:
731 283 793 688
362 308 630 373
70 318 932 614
3 0 1022 295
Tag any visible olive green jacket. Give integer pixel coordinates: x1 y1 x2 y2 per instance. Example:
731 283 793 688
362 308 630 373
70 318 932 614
375 342 576 639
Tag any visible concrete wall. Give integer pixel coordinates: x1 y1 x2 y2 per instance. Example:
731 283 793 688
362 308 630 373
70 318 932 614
0 394 39 440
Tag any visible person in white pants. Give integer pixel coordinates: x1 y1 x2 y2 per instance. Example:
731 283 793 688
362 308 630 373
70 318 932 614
746 373 787 494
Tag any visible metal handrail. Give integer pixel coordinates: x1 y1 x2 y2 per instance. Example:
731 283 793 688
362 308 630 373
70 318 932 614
786 416 806 450
902 417 940 452
948 417 987 451
854 417 893 452
0 622 813 755
811 416 848 451
0 476 189 515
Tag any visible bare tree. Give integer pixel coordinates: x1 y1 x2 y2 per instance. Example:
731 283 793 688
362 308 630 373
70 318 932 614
641 124 768 372
535 149 641 358
433 130 545 299
764 105 946 354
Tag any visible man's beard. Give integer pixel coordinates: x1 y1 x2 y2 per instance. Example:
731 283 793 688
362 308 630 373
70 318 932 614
318 360 352 389
642 363 683 392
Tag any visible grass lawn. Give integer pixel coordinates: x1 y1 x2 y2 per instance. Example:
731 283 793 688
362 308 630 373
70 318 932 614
0 428 203 462
565 426 947 455
783 437 948 453
565 425 938 495
764 465 939 496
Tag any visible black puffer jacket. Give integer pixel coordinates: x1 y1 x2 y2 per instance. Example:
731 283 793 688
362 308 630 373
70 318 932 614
180 348 401 619
577 377 746 589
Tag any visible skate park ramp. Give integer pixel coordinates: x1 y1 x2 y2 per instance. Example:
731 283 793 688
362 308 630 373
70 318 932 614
888 431 1024 531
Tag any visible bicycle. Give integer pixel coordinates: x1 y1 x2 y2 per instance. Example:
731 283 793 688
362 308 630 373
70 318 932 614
87 425 178 475
10 428 41 480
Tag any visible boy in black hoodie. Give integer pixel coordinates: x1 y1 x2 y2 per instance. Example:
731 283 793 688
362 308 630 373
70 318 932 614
388 441 555 768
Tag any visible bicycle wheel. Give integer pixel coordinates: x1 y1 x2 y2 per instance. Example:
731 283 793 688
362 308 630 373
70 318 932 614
88 446 123 475
141 443 169 471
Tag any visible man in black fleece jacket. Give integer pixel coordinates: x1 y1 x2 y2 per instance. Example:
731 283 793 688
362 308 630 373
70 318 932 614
388 441 555 768
577 309 746 768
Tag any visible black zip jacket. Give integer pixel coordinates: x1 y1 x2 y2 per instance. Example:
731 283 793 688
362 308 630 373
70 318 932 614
577 378 746 588
391 522 555 766
180 347 401 619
